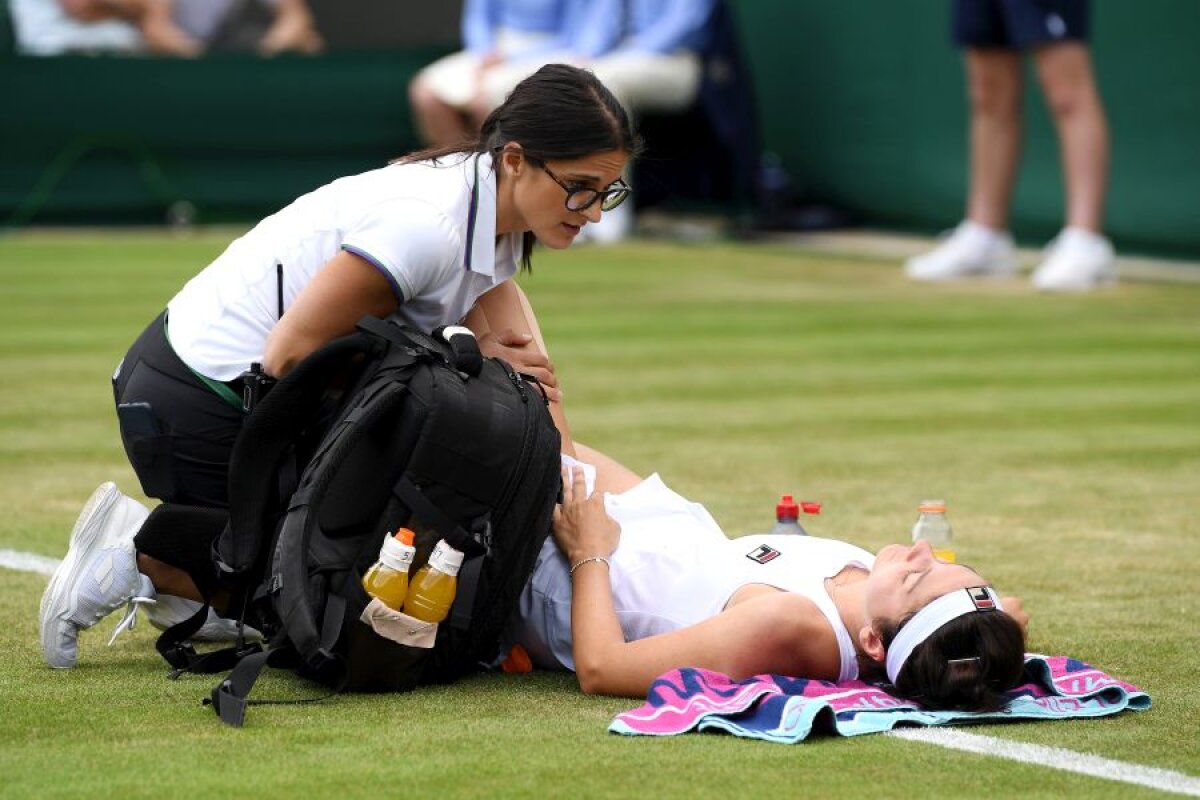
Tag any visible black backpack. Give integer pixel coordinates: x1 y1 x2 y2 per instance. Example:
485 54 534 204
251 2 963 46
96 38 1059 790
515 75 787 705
158 316 562 726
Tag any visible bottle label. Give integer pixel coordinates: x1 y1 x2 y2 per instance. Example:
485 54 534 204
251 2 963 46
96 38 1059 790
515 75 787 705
428 543 463 577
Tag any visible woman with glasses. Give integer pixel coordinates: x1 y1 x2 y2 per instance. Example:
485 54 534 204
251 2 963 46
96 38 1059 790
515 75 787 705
40 64 639 669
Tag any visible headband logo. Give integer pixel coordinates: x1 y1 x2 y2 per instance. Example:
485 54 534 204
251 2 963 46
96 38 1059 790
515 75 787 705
746 544 781 565
967 587 996 611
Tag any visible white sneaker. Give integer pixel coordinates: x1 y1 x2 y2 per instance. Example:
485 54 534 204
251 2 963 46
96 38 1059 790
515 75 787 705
905 221 1019 281
1032 227 1116 292
39 483 152 668
145 594 260 643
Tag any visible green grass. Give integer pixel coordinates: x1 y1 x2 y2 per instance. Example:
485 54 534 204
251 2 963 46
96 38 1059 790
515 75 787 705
1 230 1197 798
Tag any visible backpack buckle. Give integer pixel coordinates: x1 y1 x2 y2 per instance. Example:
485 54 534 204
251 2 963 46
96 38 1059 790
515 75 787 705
471 518 493 557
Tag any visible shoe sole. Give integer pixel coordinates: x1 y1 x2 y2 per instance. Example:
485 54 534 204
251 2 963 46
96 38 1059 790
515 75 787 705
1033 268 1118 292
39 482 121 669
905 257 1019 282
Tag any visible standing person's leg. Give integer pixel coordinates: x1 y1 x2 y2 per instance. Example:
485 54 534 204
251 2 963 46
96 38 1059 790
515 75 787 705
1032 42 1108 232
964 49 1025 232
1024 8 1115 291
907 0 1022 281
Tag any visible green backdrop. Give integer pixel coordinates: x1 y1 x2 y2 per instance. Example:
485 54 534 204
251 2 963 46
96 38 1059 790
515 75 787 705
1 1 1197 258
732 0 1200 258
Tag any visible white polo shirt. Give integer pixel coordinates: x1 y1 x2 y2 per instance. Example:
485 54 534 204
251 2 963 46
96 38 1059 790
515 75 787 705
166 153 520 381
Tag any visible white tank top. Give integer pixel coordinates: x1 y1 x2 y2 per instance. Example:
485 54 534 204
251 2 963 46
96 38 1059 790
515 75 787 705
513 475 874 681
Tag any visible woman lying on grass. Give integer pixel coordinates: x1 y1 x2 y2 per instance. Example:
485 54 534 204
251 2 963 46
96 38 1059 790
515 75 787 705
510 447 1030 711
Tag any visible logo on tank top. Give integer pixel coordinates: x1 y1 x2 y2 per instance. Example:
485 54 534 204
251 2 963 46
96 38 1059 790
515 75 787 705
746 544 781 564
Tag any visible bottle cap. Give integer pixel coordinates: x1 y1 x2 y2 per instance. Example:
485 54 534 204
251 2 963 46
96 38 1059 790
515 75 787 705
379 530 416 571
396 528 414 546
800 501 822 515
431 540 465 576
918 500 947 513
776 495 799 520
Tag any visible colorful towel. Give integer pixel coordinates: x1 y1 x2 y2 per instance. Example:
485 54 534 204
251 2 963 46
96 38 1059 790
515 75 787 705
610 654 1150 743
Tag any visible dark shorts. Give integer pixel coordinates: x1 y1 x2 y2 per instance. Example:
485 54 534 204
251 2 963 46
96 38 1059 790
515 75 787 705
952 0 1090 49
112 311 244 508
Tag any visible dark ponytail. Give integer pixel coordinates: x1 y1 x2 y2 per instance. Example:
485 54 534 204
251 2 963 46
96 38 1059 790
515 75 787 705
858 612 1026 711
397 63 642 272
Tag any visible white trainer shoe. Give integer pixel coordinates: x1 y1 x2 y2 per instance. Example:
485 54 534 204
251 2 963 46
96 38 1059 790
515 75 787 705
1032 227 1116 292
40 482 152 669
145 594 260 643
905 221 1019 281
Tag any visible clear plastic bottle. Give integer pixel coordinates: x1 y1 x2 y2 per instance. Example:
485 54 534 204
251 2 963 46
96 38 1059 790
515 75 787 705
911 500 956 562
769 494 822 535
402 539 465 624
362 528 416 610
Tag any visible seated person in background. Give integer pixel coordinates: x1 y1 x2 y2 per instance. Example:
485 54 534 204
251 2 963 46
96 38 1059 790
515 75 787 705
9 0 321 57
511 449 1030 709
10 0 190 55
570 0 719 243
169 0 323 56
410 0 586 147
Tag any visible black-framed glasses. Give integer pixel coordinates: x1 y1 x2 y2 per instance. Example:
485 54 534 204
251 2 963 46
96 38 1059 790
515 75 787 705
540 164 631 212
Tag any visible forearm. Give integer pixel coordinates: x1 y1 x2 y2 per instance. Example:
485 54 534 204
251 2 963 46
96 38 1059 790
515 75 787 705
567 559 630 695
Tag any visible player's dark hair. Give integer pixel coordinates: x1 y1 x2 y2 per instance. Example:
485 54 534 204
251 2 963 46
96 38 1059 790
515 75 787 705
857 611 1026 711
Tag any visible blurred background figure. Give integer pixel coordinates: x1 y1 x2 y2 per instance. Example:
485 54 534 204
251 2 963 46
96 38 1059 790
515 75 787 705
905 0 1114 292
575 0 719 243
408 0 583 148
409 0 723 245
9 0 322 57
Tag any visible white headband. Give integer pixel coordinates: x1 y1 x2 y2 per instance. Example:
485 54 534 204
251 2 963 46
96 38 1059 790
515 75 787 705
885 586 1004 685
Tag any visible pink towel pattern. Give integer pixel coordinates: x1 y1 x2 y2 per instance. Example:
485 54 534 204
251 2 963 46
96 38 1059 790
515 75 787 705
610 654 1149 743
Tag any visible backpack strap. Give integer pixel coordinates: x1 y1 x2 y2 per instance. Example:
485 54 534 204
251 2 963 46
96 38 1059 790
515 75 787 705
275 381 412 661
206 595 347 727
392 476 488 558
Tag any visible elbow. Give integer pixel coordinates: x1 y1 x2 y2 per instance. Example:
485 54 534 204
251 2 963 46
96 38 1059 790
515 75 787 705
576 669 607 696
261 351 293 380
573 653 622 696
574 659 607 696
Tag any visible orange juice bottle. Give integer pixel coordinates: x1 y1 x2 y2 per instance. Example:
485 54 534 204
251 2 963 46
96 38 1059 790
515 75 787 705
402 539 464 623
361 529 416 610
911 500 956 563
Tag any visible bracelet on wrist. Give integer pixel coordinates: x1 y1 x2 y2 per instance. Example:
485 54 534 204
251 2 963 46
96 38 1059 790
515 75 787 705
568 555 611 576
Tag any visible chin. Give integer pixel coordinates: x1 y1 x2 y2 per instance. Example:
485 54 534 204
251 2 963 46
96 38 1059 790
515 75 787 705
539 224 580 250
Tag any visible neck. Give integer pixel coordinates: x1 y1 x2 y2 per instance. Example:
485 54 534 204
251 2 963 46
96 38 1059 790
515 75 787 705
826 569 869 652
494 174 522 236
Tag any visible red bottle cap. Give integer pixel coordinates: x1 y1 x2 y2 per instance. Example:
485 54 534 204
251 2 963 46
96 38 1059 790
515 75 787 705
800 502 822 515
776 495 799 520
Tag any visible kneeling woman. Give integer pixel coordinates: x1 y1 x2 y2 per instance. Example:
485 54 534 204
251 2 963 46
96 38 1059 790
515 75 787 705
512 449 1029 711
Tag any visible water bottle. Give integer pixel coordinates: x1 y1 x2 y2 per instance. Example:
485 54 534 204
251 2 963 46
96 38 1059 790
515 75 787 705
402 540 465 624
769 494 822 535
911 500 955 562
361 529 416 610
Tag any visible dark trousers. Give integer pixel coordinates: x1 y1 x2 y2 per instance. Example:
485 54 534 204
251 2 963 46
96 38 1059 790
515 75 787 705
112 311 243 597
112 311 243 508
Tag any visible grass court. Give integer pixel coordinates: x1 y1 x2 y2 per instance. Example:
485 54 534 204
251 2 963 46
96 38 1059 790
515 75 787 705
0 230 1196 798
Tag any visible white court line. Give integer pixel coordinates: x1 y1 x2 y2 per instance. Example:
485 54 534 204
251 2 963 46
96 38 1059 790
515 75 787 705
2 548 1197 795
889 728 1200 797
0 549 61 576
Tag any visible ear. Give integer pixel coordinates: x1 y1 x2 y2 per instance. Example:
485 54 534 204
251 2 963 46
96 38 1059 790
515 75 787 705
500 144 525 178
859 624 886 663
